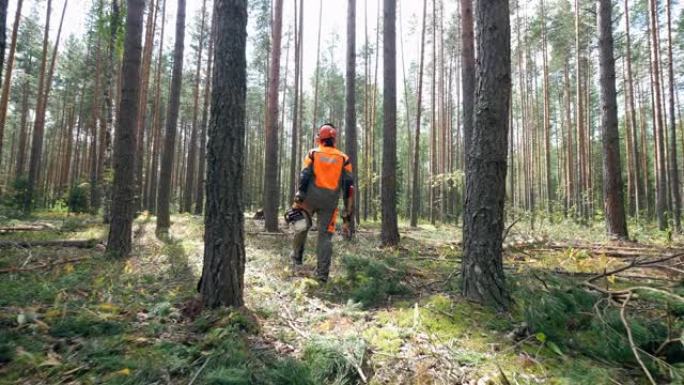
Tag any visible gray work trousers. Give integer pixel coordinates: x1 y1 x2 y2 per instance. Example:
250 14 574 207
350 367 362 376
292 192 339 280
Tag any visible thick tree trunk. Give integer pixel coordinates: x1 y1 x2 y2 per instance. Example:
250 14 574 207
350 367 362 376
410 0 427 228
263 0 284 232
461 0 511 310
106 0 145 258
199 0 248 308
380 0 399 246
598 0 628 239
157 0 186 230
345 0 357 237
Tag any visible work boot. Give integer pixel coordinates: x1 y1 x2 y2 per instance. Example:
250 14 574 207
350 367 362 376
290 251 303 266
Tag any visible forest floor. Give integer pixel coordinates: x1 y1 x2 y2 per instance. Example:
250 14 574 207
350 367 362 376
0 211 682 385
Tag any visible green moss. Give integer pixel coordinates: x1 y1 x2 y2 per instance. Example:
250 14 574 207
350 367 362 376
49 316 126 338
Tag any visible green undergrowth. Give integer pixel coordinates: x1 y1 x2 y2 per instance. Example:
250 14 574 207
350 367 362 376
1 212 682 384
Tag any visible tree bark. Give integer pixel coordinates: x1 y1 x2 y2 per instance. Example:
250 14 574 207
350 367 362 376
380 0 399 246
195 9 214 215
410 0 428 228
666 0 680 232
649 0 667 230
598 0 628 239
136 0 158 213
263 0 284 232
345 0 357 237
624 0 642 219
0 0 22 171
182 0 206 213
199 0 248 308
157 0 186 230
106 0 145 258
461 0 511 310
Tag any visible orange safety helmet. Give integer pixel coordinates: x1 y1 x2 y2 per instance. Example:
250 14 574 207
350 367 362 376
318 124 337 141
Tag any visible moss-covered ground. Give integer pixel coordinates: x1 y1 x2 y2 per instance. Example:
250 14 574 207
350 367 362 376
0 212 682 384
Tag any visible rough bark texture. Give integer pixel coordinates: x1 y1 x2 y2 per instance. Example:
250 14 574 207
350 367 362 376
0 0 21 169
263 0 284 232
666 0 680 232
461 0 511 310
410 0 427 228
106 0 145 258
345 0 357 236
598 0 628 239
198 0 248 308
381 0 399 246
460 0 474 168
157 0 186 230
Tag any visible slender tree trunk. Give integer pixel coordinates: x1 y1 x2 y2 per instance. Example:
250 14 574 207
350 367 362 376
410 0 427 228
182 0 206 213
157 0 186 230
345 0 357 237
89 36 103 212
106 0 145 258
199 0 248 307
380 0 399 246
263 0 284 232
136 0 158 212
0 0 22 172
311 0 323 135
461 0 511 310
196 10 214 215
624 0 642 219
541 0 552 212
649 0 667 230
666 0 680 231
147 0 167 213
288 0 302 206
598 0 628 239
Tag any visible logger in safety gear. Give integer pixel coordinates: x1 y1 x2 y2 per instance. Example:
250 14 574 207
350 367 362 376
290 123 354 282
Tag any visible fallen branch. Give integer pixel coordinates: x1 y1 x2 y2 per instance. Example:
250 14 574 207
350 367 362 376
620 293 657 385
0 256 91 274
0 226 57 233
0 239 99 249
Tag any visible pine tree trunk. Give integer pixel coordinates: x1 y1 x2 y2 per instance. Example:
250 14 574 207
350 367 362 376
106 0 145 258
199 0 248 308
182 0 206 213
649 0 667 230
666 0 680 231
195 10 214 215
380 0 399 246
598 0 628 239
136 0 158 213
0 0 22 172
461 0 511 310
288 0 302 206
410 0 428 228
263 0 284 232
345 0 357 236
157 0 186 230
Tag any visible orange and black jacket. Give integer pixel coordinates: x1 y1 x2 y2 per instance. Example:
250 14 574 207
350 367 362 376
298 145 354 199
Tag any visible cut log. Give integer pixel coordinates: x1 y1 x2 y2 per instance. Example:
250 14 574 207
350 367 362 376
0 226 59 233
0 239 99 249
